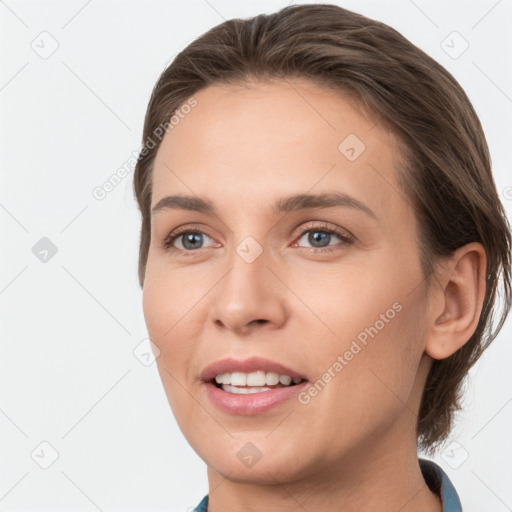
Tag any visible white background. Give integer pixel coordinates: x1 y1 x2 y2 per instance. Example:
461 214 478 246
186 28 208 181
1 0 511 510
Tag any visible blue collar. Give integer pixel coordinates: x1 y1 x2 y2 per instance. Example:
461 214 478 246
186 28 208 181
192 458 462 511
419 458 462 511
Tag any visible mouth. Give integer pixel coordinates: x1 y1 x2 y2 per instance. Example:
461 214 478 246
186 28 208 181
200 358 309 415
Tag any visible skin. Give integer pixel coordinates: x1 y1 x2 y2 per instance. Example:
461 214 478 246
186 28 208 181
142 78 487 512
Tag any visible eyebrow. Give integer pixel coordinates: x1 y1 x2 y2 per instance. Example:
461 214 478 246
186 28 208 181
151 192 376 219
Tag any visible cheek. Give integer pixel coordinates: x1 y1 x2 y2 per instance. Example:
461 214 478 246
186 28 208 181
142 276 201 425
295 262 426 422
287 262 403 349
143 260 201 336
322 291 426 430
142 271 197 373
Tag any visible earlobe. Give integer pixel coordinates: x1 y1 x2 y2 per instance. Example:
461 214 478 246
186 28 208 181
425 242 487 360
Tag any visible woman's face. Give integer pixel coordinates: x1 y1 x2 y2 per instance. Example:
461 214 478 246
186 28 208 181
143 79 433 483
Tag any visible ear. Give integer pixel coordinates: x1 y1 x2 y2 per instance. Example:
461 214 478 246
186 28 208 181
425 242 487 360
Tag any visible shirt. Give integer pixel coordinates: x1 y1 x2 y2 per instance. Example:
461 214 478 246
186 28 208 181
192 458 462 511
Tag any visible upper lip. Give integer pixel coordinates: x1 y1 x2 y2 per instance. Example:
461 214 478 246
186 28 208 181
200 356 307 382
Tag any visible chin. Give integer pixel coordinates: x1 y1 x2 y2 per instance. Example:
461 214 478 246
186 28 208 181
208 456 305 485
192 437 315 485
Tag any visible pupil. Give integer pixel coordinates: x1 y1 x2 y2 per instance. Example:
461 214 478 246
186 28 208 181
309 231 330 247
183 233 202 250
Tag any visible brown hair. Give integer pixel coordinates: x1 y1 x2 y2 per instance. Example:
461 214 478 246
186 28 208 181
133 3 511 453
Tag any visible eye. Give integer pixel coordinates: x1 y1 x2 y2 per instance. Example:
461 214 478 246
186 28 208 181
161 222 353 254
294 223 353 252
162 227 217 252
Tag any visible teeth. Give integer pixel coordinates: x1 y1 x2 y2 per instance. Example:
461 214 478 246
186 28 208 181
247 370 266 386
279 375 292 385
221 384 271 394
214 371 303 387
265 372 279 386
231 372 247 386
215 373 230 385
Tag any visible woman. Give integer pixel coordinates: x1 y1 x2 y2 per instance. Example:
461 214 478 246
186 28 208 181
132 4 511 511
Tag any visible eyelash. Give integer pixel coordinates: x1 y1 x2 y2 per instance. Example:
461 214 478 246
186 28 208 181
161 222 353 255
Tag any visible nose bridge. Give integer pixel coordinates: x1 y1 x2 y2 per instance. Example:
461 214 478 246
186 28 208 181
210 235 287 332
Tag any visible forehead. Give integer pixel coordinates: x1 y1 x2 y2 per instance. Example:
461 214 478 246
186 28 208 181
151 79 408 220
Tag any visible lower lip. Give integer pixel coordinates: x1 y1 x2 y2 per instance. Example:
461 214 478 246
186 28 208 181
203 380 309 415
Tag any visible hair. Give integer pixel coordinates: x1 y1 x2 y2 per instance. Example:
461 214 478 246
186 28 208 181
132 3 511 453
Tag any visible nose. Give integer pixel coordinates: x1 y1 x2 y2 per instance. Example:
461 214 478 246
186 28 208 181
210 247 288 335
